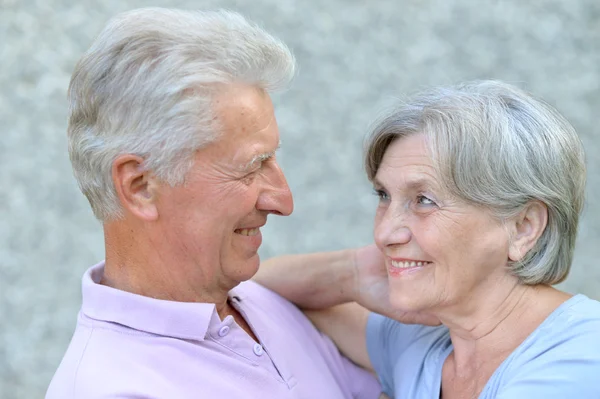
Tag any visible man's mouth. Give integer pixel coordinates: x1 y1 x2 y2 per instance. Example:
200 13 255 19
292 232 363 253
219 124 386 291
235 228 260 236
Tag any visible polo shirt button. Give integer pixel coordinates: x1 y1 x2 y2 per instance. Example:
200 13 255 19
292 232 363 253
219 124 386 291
253 343 264 356
218 326 230 337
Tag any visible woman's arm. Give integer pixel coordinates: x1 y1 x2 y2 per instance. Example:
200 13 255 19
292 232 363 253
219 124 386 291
304 302 373 370
254 249 358 309
254 249 374 369
255 244 436 322
254 245 439 371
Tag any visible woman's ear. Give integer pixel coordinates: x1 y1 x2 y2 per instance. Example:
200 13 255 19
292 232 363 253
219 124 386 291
508 201 548 262
112 154 159 221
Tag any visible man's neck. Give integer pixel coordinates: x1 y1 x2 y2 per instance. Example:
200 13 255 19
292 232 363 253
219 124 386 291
100 262 228 302
102 224 234 305
101 259 260 342
102 223 261 342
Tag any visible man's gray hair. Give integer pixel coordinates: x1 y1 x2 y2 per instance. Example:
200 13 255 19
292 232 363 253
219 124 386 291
68 8 295 221
365 80 586 285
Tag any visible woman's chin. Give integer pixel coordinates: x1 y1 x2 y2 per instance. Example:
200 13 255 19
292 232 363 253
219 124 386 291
389 292 431 314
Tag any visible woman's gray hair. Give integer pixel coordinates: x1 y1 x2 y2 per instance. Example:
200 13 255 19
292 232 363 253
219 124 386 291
365 80 586 285
68 8 295 221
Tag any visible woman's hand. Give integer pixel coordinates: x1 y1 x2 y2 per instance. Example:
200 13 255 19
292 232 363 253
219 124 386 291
254 249 357 309
254 244 439 325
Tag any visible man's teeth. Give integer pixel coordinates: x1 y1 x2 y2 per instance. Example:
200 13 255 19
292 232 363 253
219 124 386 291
391 260 430 268
237 228 259 236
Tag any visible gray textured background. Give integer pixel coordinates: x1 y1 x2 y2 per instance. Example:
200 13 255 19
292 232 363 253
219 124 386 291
1 0 599 397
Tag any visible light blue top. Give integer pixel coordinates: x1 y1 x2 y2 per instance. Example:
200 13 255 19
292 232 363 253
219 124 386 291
366 294 600 398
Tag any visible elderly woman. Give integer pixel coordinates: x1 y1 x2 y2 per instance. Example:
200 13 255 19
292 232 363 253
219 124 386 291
254 80 600 398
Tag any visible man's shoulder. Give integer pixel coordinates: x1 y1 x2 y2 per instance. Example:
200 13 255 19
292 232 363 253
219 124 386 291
236 280 298 308
236 279 279 295
46 317 161 399
235 280 337 344
237 280 319 326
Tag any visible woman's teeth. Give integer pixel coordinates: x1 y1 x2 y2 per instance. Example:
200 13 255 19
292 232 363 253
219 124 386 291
391 260 430 268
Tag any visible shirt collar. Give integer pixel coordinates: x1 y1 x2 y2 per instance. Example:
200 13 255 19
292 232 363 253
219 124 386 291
81 262 247 341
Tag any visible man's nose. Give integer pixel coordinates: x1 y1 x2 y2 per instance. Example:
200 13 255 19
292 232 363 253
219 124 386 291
256 161 294 216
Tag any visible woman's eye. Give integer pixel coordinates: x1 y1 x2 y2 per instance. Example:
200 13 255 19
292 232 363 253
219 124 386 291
416 195 435 206
373 189 390 201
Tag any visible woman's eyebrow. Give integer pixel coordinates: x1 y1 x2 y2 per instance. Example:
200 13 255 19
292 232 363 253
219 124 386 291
372 176 433 191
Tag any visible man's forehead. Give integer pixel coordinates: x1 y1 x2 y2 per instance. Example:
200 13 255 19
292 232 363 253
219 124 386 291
213 85 273 132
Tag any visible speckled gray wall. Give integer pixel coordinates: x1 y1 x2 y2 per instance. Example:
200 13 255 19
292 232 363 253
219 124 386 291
1 0 599 397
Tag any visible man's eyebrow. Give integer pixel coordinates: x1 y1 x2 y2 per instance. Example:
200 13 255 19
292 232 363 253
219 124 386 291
241 141 281 172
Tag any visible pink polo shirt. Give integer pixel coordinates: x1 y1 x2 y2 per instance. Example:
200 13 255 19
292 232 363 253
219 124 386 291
46 262 381 398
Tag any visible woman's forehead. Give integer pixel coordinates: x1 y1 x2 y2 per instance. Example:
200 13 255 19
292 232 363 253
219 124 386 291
373 134 448 189
384 134 429 159
376 135 436 180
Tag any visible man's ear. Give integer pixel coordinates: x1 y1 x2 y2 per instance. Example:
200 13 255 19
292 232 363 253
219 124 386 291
112 154 159 221
508 201 548 262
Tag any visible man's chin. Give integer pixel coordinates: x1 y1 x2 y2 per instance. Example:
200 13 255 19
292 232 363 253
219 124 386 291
231 254 261 283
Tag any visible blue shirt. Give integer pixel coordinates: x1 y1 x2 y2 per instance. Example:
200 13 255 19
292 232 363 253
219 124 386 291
366 294 600 398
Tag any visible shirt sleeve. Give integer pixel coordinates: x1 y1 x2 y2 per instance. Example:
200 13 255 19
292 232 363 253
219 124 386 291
314 329 382 399
495 356 600 398
337 353 383 399
495 311 600 398
366 313 434 397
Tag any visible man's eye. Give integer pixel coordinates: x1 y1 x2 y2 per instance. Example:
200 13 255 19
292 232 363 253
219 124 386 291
241 170 258 184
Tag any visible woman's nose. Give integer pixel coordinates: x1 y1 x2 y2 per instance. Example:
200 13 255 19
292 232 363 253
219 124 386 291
374 208 412 248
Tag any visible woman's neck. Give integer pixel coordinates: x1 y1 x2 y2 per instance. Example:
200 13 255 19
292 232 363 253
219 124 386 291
439 283 571 398
444 284 570 350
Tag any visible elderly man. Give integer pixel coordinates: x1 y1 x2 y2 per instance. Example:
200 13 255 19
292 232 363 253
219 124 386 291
46 8 381 399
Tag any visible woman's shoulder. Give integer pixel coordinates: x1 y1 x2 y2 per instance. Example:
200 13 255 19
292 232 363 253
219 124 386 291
487 295 600 397
550 294 600 330
505 294 600 367
565 293 600 316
